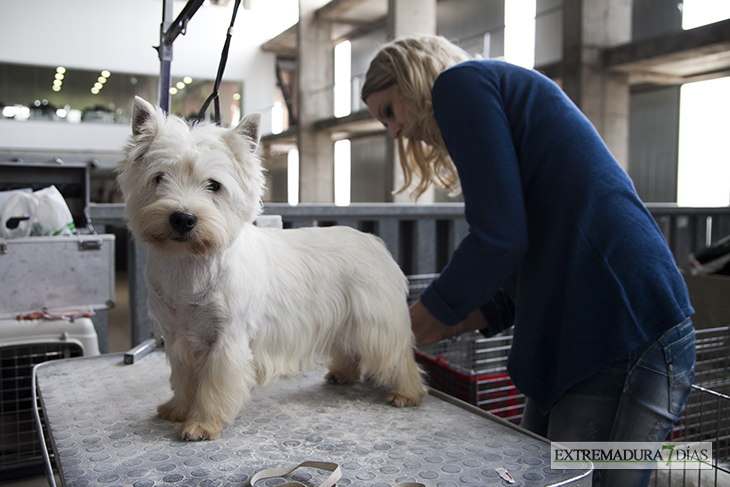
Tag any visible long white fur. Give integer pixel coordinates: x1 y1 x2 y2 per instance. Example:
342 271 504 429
117 97 427 441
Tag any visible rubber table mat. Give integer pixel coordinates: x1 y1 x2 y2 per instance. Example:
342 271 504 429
34 351 592 486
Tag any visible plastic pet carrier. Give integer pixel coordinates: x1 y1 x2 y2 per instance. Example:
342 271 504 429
0 161 113 480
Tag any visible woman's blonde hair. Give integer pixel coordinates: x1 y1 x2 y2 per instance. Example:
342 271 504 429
361 35 471 199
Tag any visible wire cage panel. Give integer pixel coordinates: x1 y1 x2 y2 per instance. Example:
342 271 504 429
408 275 730 433
408 274 525 423
654 381 730 487
416 331 525 424
694 325 730 388
0 342 83 480
674 383 730 462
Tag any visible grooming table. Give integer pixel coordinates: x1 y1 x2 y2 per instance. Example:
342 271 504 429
34 351 592 486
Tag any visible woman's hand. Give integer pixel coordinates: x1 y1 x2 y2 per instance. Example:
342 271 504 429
410 299 489 348
410 299 452 347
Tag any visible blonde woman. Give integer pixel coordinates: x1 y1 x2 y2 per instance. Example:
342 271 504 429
362 35 695 487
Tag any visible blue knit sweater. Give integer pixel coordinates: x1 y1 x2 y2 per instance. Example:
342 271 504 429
420 59 694 412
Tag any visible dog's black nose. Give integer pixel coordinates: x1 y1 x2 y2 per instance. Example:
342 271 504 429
169 211 197 234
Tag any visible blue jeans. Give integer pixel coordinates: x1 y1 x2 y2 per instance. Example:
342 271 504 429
520 318 696 487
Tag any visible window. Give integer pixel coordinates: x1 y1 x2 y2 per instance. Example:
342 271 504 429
682 0 730 30
334 40 352 118
0 62 242 126
504 0 536 69
334 139 351 207
677 76 730 207
676 1 730 207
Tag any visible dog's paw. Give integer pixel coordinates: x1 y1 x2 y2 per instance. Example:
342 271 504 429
324 370 358 385
386 391 424 407
157 401 189 423
179 421 221 441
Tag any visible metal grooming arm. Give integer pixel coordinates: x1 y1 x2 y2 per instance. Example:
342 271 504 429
155 0 205 113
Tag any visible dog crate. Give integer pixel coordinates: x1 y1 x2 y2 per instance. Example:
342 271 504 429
407 274 525 424
0 162 112 481
0 300 106 482
407 271 730 427
651 379 730 487
652 274 730 486
416 333 523 423
1 337 86 480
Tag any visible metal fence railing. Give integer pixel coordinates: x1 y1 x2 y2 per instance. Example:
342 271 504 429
87 203 730 350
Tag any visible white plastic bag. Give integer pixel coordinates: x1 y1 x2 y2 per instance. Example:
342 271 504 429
0 185 76 238
31 185 76 236
0 189 36 238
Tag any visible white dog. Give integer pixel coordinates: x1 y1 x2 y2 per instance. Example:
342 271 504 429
117 97 427 441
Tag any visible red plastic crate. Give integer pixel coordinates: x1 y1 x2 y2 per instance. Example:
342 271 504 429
416 351 524 423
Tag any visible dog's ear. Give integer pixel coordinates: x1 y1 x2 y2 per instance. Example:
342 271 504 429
132 96 159 137
233 113 261 151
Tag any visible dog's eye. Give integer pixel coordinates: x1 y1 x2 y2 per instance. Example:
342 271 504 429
154 173 164 184
208 179 222 192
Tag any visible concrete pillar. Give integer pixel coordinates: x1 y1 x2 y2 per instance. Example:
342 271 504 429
562 0 632 169
387 0 437 203
387 0 437 40
297 0 334 203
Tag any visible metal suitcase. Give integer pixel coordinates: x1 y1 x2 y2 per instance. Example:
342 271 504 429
0 234 115 317
0 161 114 480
